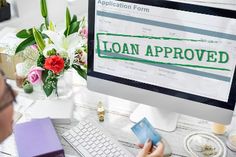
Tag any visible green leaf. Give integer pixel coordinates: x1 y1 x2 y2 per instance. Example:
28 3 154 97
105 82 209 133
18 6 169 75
64 59 70 71
64 28 68 37
66 7 71 30
71 15 77 24
43 83 54 97
40 0 48 18
44 17 49 29
28 28 33 34
72 64 87 80
15 36 36 54
42 70 48 83
33 28 45 52
16 29 32 39
39 23 46 32
37 54 46 67
49 21 55 31
68 21 80 35
42 71 58 97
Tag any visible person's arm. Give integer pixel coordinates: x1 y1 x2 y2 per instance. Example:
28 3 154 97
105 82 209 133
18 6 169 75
0 105 14 143
137 139 164 157
0 70 15 143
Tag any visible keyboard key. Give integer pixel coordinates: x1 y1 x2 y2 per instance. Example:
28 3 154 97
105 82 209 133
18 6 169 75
69 130 77 137
81 135 86 139
104 142 109 147
85 145 90 150
91 143 97 149
85 124 90 129
91 129 96 134
78 138 84 143
91 152 97 156
111 148 116 153
108 154 114 157
105 149 110 154
91 137 97 142
101 146 107 151
105 138 110 142
107 145 112 150
98 144 103 148
97 136 102 140
63 132 69 137
72 141 79 147
88 148 94 153
73 128 80 133
69 138 75 143
100 139 106 143
82 142 87 147
94 147 99 152
88 140 93 145
84 138 90 142
115 151 121 156
98 150 103 155
66 135 72 140
94 140 99 145
84 131 90 136
87 134 93 139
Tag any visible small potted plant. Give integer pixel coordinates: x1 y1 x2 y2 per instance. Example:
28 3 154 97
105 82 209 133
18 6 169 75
0 0 11 22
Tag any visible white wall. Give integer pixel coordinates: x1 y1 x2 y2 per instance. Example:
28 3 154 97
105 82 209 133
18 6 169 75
69 0 88 17
0 0 88 29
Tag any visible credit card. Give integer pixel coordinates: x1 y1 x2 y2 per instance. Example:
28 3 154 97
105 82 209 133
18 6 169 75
131 117 161 145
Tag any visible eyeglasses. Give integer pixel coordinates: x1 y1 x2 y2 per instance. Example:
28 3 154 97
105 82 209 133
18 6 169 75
0 69 17 111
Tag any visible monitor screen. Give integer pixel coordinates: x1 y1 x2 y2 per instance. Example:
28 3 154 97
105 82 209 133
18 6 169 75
88 0 236 110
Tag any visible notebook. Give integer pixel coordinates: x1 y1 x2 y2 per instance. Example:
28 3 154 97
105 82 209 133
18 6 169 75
14 118 65 157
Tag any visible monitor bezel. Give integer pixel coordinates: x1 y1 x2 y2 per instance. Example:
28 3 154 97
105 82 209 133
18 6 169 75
88 0 236 110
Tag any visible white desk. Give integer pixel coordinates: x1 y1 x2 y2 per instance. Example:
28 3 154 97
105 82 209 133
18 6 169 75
1 79 236 157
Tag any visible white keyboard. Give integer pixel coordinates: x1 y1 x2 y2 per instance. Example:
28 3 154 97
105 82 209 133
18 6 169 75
62 119 134 157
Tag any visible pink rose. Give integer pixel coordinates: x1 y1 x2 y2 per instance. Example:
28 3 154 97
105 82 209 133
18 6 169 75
80 27 88 38
27 67 44 85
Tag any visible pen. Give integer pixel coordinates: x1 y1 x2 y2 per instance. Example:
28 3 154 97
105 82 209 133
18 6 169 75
118 140 140 149
0 151 12 156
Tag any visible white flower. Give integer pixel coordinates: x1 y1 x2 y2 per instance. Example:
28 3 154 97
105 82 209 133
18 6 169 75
43 30 85 65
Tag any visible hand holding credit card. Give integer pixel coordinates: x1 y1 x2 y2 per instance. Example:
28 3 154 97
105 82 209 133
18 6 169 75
131 117 161 145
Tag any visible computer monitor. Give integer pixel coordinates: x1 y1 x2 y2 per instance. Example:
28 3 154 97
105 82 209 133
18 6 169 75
87 0 236 131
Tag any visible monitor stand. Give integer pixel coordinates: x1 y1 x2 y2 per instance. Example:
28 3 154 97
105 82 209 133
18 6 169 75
130 104 179 132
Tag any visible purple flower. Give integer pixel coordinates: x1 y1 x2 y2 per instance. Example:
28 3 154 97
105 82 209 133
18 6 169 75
30 44 38 51
27 67 44 85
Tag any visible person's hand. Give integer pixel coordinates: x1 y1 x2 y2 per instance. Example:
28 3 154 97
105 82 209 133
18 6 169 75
137 139 164 157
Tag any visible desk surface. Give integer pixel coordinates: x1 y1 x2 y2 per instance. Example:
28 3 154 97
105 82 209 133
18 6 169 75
1 79 236 157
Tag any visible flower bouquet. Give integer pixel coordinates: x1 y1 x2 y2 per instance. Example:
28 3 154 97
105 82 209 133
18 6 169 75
15 0 87 97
